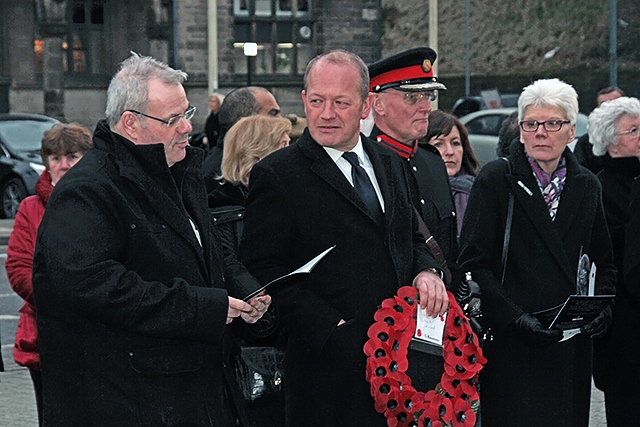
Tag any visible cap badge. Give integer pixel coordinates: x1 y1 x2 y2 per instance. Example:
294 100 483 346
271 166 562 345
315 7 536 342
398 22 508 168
422 59 432 73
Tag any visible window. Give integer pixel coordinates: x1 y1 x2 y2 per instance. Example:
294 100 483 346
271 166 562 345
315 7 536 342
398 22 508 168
64 0 107 75
233 0 314 79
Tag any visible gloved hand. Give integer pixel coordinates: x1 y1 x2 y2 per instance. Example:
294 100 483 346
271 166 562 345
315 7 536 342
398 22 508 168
512 313 563 347
580 306 613 338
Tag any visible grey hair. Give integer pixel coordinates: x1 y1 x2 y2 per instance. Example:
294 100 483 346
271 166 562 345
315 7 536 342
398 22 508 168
105 52 188 127
588 97 640 156
303 50 370 101
517 78 579 126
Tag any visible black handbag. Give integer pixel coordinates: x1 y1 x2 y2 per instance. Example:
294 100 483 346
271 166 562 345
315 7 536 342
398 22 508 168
210 204 286 411
456 272 484 337
233 346 285 402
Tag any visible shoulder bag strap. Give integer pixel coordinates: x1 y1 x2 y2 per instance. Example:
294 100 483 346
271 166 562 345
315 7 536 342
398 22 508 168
413 207 452 286
500 158 515 285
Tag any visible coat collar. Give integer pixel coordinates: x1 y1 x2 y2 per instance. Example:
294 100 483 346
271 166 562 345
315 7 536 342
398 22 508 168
36 168 54 206
369 125 418 159
602 155 640 179
93 121 210 264
296 128 396 229
506 141 589 284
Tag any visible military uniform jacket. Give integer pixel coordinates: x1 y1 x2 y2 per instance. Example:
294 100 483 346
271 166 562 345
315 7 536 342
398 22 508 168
369 126 459 282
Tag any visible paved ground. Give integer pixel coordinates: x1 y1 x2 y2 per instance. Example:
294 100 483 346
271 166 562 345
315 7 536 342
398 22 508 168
0 218 39 425
0 218 608 426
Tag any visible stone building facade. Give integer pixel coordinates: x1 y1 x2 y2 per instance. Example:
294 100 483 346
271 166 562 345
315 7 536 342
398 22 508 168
0 0 382 130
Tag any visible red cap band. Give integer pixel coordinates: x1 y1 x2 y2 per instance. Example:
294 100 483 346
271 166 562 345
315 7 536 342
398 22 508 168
370 64 434 91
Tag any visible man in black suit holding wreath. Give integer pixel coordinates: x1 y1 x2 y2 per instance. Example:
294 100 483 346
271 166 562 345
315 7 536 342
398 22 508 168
239 49 448 426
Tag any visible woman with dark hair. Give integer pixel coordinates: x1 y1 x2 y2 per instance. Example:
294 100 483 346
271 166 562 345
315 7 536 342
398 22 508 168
6 122 93 426
426 109 480 239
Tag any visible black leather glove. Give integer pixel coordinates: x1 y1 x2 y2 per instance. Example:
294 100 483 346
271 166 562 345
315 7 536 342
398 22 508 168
512 313 563 347
580 306 613 338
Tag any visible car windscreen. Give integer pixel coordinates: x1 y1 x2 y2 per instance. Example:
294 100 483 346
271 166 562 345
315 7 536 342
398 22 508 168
0 119 57 152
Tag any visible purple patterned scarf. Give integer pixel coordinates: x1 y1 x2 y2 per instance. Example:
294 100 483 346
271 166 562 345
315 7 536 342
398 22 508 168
527 155 567 221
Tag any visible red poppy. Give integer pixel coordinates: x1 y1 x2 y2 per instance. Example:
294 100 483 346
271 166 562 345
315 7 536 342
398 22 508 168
459 376 480 401
368 321 394 342
374 306 411 331
425 391 453 424
414 398 445 427
451 398 477 427
440 374 465 399
381 295 413 316
384 385 419 426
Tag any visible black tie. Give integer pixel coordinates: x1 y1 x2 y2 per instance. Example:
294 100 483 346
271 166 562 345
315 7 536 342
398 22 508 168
342 151 384 223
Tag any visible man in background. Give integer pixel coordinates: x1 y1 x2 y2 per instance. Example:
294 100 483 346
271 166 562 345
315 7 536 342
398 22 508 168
202 86 281 191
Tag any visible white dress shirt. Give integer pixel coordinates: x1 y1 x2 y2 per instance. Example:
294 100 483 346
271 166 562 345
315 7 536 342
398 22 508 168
323 137 385 212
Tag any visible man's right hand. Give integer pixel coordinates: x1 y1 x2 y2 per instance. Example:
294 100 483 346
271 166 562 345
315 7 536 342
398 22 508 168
227 297 258 324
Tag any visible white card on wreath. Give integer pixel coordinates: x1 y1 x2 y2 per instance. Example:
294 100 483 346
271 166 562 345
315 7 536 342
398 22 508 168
588 262 596 296
414 308 447 347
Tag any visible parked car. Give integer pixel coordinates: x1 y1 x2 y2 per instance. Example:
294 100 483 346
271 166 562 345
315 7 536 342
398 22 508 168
450 94 520 118
0 114 59 218
460 108 588 166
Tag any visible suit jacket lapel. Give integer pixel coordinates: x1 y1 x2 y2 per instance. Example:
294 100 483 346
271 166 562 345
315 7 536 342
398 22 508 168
363 136 395 228
299 132 385 227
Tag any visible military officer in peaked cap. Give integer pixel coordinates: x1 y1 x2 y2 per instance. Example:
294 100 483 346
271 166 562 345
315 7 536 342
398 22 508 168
368 47 461 391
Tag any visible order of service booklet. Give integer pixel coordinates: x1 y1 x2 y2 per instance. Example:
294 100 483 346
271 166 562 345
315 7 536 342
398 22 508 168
532 254 613 341
533 294 614 330
243 245 336 301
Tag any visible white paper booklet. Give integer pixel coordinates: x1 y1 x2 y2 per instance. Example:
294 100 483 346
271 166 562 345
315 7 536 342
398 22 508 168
243 245 336 301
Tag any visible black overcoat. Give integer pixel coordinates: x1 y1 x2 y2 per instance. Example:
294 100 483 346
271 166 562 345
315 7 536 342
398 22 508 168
593 157 640 394
458 141 616 427
239 129 441 426
32 121 252 426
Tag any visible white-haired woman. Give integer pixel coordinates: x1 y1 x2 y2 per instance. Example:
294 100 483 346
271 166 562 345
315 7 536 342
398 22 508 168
588 96 640 427
458 78 616 426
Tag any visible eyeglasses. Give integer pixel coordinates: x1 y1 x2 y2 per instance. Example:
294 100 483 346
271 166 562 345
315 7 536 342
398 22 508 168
126 105 196 128
385 90 437 105
519 119 570 132
617 127 640 137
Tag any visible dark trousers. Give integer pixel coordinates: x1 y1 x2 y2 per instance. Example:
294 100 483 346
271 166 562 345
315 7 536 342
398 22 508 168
29 368 43 426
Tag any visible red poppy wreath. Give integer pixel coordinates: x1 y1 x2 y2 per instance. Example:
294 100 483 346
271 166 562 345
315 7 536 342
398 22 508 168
364 286 486 427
